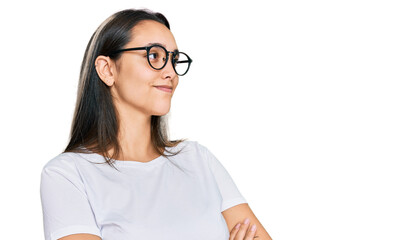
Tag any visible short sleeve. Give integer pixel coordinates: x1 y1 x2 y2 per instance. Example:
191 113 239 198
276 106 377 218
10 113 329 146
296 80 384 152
40 156 102 240
199 143 248 212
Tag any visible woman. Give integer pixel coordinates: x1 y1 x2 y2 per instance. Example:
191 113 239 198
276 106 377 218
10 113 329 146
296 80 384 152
40 8 272 240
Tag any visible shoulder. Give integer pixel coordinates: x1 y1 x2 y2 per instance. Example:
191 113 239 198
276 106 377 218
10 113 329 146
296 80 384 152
181 140 208 152
170 140 204 154
168 140 214 167
40 152 92 197
177 140 213 159
40 152 84 177
181 140 219 168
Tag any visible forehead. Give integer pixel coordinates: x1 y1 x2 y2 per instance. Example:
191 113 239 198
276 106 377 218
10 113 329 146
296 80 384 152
127 20 178 51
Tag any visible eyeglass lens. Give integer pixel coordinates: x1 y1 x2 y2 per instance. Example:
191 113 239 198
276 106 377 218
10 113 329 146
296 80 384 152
148 45 191 75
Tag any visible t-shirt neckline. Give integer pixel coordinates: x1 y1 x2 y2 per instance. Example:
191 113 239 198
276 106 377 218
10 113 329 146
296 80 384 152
80 147 168 167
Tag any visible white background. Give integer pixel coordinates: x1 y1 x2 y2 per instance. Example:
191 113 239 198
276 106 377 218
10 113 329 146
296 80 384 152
0 0 414 239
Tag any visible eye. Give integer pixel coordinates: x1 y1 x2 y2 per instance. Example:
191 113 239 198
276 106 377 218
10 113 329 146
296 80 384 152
148 52 158 60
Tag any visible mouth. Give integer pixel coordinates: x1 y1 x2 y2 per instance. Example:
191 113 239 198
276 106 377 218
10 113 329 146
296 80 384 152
154 86 173 93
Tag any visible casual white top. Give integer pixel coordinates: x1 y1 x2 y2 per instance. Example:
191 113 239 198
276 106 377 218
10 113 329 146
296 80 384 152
40 140 247 240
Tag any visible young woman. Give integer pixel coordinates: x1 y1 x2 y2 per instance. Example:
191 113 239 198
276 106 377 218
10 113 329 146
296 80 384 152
40 8 272 240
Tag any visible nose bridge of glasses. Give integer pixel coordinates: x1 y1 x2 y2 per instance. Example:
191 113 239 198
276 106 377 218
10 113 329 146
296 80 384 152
159 51 177 73
167 51 177 59
166 51 179 65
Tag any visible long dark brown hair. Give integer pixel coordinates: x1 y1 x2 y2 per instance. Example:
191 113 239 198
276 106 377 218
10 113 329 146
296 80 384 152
63 8 187 171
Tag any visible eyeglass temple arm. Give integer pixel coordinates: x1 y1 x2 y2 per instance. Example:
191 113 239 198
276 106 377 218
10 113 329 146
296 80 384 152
110 47 148 55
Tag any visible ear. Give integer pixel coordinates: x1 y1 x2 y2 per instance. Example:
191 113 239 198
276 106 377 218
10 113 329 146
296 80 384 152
95 55 116 86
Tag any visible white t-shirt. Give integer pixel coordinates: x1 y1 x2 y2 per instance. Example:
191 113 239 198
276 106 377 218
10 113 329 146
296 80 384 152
40 140 247 240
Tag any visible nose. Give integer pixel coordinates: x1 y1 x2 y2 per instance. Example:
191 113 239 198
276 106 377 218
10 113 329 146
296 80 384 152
161 52 177 79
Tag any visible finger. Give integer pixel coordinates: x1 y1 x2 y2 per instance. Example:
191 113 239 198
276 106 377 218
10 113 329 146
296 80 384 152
234 218 251 239
229 222 241 240
243 223 257 240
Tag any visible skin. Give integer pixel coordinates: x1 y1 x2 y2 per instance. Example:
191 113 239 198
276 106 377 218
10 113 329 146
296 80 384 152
224 203 273 239
59 20 271 240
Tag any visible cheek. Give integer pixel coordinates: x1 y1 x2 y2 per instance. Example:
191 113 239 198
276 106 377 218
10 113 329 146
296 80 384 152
121 57 152 79
118 54 157 79
115 62 158 104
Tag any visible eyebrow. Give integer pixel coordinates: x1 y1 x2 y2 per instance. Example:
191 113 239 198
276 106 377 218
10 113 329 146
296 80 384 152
145 42 179 52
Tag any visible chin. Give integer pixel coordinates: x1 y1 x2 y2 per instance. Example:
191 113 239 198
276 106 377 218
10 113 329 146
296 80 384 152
151 108 171 116
152 113 169 117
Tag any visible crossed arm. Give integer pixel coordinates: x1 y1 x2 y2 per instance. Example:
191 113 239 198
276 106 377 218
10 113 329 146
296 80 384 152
59 203 271 240
222 203 273 240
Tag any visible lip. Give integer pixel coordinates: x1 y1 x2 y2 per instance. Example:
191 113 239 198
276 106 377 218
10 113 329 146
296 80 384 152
155 86 172 93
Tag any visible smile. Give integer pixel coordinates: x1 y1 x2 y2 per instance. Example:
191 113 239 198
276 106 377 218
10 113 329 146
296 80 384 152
155 86 172 93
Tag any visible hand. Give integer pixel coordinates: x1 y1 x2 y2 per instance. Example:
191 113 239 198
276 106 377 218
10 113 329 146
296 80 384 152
229 218 258 240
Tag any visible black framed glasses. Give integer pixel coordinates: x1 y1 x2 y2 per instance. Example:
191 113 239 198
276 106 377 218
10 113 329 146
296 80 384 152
109 44 192 76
